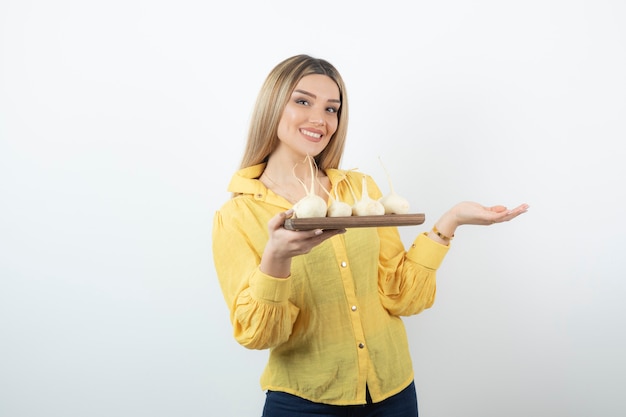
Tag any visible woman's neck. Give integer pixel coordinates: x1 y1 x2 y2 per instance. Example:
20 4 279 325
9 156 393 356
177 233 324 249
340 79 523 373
264 154 323 183
262 154 330 203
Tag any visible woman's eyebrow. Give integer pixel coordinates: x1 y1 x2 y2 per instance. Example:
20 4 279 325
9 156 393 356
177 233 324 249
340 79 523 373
294 89 341 104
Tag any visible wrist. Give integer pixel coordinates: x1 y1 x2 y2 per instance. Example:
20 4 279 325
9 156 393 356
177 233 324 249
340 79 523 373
260 246 292 278
427 211 459 245
432 224 454 241
438 209 460 234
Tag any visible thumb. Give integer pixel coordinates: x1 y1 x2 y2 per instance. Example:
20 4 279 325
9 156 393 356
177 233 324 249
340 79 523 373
269 209 294 231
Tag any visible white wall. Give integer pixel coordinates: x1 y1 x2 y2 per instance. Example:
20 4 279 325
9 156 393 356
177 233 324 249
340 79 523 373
1 1 625 416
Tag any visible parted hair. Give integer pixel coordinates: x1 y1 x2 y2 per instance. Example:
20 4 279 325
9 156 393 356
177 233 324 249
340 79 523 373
238 54 349 172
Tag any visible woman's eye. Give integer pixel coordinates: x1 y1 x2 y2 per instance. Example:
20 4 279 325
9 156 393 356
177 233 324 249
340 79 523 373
295 99 310 106
327 107 338 114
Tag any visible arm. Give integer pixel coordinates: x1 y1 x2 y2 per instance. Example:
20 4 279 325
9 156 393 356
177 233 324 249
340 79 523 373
374 180 529 315
340 174 445 316
212 207 344 350
212 209 296 350
377 229 448 316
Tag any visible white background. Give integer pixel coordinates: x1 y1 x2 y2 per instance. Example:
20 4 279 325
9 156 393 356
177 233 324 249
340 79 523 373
1 1 625 416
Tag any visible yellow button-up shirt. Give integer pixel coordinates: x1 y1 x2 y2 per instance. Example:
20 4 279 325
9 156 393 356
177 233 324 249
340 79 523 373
212 163 449 406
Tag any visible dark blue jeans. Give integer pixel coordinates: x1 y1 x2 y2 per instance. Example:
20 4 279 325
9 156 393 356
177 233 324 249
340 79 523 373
261 381 418 417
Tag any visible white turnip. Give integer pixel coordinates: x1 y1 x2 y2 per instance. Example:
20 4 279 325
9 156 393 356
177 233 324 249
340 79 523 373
292 155 328 218
378 157 410 214
325 181 353 217
352 175 385 216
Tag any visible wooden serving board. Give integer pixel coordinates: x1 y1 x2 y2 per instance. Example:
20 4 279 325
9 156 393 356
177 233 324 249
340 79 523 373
283 213 425 231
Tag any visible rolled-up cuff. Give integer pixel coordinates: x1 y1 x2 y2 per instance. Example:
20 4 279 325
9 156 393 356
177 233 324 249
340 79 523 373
406 232 450 270
250 269 292 303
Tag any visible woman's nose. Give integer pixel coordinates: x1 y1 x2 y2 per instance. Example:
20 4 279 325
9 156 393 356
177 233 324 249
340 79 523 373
309 110 326 126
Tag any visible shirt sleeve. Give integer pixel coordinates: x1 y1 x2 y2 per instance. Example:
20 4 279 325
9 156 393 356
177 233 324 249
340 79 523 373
378 230 449 316
360 175 450 316
212 207 300 350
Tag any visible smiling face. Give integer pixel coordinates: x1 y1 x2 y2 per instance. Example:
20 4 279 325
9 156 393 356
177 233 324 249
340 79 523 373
274 74 341 162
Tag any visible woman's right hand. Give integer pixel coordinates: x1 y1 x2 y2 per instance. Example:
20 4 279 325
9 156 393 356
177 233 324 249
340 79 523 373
259 209 346 278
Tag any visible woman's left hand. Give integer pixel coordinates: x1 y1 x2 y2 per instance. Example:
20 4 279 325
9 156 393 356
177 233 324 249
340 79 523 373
451 201 529 226
429 202 529 245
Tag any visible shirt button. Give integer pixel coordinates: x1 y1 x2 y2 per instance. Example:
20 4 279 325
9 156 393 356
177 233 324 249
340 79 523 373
351 305 357 312
358 343 365 349
341 261 347 268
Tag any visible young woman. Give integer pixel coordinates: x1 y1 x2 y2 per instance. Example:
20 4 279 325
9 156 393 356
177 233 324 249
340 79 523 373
212 54 529 417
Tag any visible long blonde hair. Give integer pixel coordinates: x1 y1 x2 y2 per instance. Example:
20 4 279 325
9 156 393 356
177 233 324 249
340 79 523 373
238 54 349 172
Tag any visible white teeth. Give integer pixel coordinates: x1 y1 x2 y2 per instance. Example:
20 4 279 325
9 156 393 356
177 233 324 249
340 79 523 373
301 130 322 139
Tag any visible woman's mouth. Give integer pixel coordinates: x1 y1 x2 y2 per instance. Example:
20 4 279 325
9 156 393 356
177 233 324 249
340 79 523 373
301 129 323 142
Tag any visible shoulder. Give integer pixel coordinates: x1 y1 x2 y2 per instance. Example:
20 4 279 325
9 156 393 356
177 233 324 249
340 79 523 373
217 194 257 220
213 195 264 240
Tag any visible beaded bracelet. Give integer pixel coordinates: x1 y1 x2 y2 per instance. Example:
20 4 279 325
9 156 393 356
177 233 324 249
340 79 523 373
432 225 454 241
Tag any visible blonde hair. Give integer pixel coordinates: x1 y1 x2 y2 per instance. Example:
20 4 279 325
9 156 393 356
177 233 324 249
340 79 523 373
239 54 349 171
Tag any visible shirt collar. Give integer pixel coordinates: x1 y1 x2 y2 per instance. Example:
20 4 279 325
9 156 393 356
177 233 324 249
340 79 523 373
227 163 266 195
227 163 349 206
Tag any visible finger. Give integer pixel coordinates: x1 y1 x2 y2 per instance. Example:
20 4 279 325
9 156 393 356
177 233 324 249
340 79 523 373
307 227 344 237
312 228 347 243
304 227 345 241
506 203 530 216
268 209 294 231
493 204 529 223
